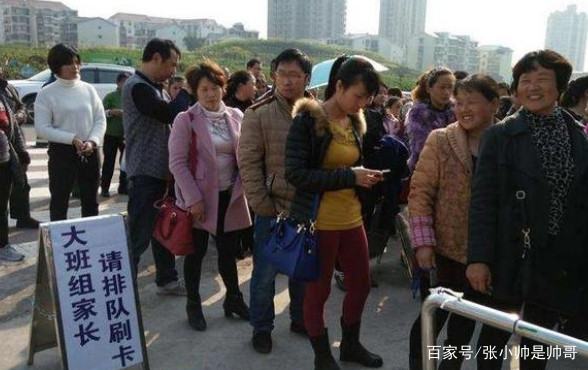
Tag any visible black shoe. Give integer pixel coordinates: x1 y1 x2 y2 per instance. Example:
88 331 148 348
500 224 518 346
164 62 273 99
290 321 308 336
101 190 110 198
187 298 207 331
339 318 383 368
310 329 341 370
252 331 272 354
223 292 249 320
15 217 40 229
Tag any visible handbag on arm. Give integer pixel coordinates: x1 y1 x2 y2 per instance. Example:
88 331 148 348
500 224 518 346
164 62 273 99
153 122 197 256
263 194 321 282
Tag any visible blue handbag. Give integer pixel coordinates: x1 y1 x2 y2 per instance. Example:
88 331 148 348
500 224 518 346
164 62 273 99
264 195 320 282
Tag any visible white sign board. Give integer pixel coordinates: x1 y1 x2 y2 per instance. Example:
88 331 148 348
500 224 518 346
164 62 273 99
49 215 143 370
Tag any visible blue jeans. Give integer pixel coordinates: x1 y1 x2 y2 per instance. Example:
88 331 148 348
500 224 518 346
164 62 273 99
127 175 178 286
249 215 305 333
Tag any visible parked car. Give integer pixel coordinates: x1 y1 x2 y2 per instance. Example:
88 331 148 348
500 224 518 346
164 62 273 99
9 63 135 125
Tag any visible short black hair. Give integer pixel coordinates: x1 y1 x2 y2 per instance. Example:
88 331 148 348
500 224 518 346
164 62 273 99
226 70 254 98
561 76 588 108
453 70 469 81
47 43 80 75
270 48 312 76
512 49 572 94
324 55 381 100
142 38 181 63
454 74 499 102
247 58 261 69
116 72 131 83
388 87 403 98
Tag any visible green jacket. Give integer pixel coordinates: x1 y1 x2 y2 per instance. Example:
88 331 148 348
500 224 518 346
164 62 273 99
103 89 123 137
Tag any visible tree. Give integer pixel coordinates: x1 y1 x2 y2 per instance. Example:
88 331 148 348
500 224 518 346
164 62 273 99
183 36 207 51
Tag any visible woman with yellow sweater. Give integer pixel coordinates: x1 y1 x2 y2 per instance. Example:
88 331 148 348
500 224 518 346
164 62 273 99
285 56 383 370
407 74 499 370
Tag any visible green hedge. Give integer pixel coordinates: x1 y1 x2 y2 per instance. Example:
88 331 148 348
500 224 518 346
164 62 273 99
1 39 419 90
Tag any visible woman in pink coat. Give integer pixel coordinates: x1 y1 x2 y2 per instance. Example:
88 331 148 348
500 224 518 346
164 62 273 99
169 60 252 332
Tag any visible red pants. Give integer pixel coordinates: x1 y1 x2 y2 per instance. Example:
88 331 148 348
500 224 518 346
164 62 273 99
304 225 371 337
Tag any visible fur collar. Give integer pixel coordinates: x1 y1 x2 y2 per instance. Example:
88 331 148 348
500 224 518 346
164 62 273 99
292 98 367 137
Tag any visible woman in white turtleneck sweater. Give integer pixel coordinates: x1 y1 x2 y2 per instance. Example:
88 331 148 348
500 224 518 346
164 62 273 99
34 44 106 221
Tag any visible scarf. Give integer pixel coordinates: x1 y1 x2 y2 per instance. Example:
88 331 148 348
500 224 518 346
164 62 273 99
521 107 575 235
201 102 231 141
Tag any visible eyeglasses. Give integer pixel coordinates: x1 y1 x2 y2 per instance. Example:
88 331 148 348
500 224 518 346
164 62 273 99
275 70 306 81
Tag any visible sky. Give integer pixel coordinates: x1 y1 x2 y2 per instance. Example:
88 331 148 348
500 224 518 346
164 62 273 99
62 0 588 68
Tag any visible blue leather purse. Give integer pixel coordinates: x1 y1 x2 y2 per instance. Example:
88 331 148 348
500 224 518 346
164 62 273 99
264 195 320 282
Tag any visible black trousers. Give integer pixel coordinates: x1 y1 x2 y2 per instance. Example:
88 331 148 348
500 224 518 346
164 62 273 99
101 134 127 192
409 254 477 370
184 190 241 302
0 162 12 246
48 143 99 221
127 175 178 286
9 169 31 220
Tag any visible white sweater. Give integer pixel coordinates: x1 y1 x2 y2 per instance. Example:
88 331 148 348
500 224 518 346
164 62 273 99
34 77 106 146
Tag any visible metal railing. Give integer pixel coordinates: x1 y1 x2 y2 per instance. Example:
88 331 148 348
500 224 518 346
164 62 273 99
421 288 588 370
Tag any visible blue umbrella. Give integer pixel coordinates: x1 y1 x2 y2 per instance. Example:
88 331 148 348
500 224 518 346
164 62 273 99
308 55 389 89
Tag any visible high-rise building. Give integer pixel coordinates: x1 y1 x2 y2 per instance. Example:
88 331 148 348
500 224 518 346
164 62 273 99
545 4 588 71
406 32 479 74
478 45 513 82
0 0 78 47
267 0 346 40
378 0 427 48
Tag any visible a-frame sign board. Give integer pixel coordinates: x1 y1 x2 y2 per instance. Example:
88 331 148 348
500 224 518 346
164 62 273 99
27 215 149 370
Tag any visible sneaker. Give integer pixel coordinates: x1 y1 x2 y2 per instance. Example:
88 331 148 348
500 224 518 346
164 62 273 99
252 331 272 354
0 245 25 262
15 217 40 229
101 190 110 198
156 279 187 296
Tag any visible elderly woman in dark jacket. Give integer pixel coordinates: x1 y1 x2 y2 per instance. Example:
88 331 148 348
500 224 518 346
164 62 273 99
467 50 588 370
0 89 29 261
286 56 384 370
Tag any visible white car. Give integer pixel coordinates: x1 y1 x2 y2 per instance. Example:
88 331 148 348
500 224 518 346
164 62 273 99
9 63 135 124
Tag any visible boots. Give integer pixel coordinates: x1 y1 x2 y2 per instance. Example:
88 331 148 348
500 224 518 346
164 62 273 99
186 296 206 331
223 292 250 320
309 329 341 370
339 318 383 368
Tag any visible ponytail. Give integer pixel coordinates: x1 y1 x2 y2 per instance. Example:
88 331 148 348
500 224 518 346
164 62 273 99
324 55 349 100
324 55 381 101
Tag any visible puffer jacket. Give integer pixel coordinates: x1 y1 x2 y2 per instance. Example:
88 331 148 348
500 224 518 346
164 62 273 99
238 91 308 217
285 98 366 222
408 122 475 264
0 93 28 166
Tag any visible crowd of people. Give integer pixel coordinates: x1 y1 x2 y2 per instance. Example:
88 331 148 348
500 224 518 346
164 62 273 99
1 37 588 369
